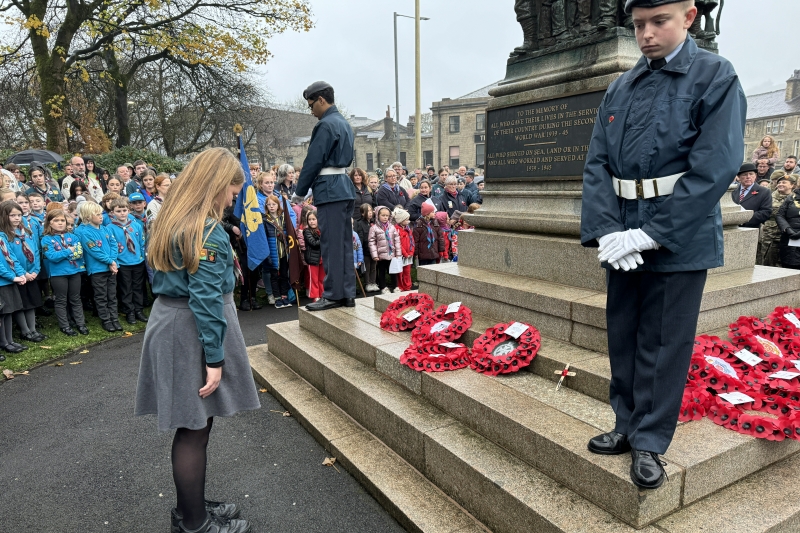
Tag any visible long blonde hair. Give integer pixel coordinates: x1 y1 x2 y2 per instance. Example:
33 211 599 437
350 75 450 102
761 135 779 159
148 148 244 273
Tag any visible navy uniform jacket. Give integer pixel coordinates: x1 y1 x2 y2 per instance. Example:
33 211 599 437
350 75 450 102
581 37 746 272
295 105 356 206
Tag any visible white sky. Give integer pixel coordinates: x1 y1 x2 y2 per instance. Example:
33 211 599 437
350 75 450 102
257 0 799 121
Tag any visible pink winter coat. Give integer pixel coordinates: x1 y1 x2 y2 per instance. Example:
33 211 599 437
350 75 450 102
369 222 401 261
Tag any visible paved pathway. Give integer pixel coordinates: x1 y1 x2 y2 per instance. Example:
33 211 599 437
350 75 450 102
0 301 405 533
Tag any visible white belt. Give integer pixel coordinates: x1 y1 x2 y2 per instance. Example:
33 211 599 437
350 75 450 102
318 167 347 176
612 172 685 200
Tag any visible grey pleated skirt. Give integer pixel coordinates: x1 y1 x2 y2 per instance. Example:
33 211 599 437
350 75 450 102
134 292 261 432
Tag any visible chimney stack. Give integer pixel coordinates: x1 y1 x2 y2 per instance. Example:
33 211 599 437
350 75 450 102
384 105 394 139
407 115 415 130
786 70 800 102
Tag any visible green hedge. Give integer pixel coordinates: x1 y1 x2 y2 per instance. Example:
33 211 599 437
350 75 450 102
82 147 184 174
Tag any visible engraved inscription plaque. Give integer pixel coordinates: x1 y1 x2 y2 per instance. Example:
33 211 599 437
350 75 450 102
486 90 605 179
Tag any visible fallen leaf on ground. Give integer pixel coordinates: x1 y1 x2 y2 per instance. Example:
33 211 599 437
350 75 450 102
123 332 133 337
70 361 82 365
322 457 340 473
3 369 14 380
259 388 268 393
15 371 29 375
39 345 52 349
79 350 89 354
52 362 64 367
282 411 291 417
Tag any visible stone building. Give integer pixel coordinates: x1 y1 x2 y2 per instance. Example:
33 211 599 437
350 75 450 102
744 70 800 162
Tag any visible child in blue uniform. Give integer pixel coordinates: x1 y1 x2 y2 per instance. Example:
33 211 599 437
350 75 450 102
41 209 88 336
0 201 46 343
135 147 258 533
27 193 45 224
76 202 122 332
0 204 27 357
107 197 147 324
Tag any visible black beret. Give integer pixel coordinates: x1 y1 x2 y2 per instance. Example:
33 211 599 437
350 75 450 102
737 162 757 175
302 81 332 100
624 0 685 14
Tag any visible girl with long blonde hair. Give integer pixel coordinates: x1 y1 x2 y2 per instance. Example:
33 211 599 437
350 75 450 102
136 147 258 533
752 135 780 168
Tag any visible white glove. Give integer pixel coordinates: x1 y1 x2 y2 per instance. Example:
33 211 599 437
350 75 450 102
597 233 621 255
609 252 643 271
598 229 659 264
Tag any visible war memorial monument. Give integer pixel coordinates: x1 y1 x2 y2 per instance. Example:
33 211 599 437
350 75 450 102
250 1 800 530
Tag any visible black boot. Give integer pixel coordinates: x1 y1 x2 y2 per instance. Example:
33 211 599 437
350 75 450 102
134 310 148 322
250 298 262 310
512 16 537 56
239 299 251 311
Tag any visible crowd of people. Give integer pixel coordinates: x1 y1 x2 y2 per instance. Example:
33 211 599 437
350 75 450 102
225 160 484 311
732 135 800 269
0 156 172 360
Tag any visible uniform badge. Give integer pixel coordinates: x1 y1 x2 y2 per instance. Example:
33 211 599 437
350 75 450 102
42 245 48 251
199 248 217 263
86 241 96 249
96 240 102 247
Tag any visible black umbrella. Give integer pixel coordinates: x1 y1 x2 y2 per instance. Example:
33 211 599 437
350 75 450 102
5 149 65 165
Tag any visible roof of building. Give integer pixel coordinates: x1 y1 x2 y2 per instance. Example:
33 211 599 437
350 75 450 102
746 89 800 120
347 115 376 129
457 81 501 100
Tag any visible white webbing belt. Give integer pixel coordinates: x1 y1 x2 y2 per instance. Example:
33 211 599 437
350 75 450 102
318 167 347 176
611 172 685 200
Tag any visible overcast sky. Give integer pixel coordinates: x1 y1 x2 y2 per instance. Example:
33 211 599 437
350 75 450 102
257 0 800 121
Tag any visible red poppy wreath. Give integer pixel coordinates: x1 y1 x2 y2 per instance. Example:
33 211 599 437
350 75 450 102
705 393 800 441
400 341 471 373
411 303 473 343
380 293 434 332
470 321 541 376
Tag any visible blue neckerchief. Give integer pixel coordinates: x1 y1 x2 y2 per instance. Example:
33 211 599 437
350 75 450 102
381 222 393 254
426 224 434 249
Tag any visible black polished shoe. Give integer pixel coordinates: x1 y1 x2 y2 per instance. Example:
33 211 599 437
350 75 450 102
78 325 90 335
239 299 250 311
20 332 39 343
587 431 631 455
4 343 23 353
102 320 116 332
11 342 27 351
177 513 251 533
134 310 148 322
341 298 356 308
630 449 667 489
305 298 343 311
171 501 241 533
126 313 137 325
60 327 78 336
112 319 123 331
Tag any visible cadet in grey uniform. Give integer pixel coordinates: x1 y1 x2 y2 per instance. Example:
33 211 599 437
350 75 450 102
294 81 357 311
580 0 746 489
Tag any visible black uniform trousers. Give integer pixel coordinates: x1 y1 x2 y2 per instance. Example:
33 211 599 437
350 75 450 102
316 199 355 301
117 261 145 314
606 268 707 454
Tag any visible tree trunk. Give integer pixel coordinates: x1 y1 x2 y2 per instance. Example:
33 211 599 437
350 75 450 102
30 36 68 153
104 48 131 148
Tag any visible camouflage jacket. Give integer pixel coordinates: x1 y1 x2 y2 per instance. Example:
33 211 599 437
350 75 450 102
763 190 791 243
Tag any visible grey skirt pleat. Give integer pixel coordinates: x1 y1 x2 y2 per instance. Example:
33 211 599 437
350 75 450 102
134 292 261 432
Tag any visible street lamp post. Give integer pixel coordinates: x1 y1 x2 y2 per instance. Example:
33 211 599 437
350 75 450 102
393 11 429 167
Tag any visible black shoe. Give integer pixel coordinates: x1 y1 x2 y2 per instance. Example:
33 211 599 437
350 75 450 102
341 298 356 308
587 431 631 455
2 344 21 353
630 449 667 489
135 310 148 322
0 353 4 361
305 298 343 311
102 320 116 332
171 501 241 533
250 298 262 310
11 342 27 351
239 299 251 311
60 327 77 336
37 332 48 341
126 313 137 325
77 326 90 335
112 319 123 331
177 513 251 533
20 332 40 343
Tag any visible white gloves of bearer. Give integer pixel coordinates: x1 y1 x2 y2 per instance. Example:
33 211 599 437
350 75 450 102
597 229 660 271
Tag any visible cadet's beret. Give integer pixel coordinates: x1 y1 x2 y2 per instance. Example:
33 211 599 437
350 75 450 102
474 176 484 184
303 81 333 100
624 0 685 14
466 168 475 176
737 163 757 175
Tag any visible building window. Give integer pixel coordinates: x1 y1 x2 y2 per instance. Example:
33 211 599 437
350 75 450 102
400 152 407 166
794 140 799 156
423 150 433 168
766 119 785 135
268 159 276 168
476 144 485 167
745 122 751 137
449 146 460 168
797 117 800 131
476 113 486 131
779 118 786 133
449 116 460 134
778 141 783 153
287 157 294 166
366 153 374 171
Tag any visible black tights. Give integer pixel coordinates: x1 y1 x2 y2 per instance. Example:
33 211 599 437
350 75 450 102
172 418 214 529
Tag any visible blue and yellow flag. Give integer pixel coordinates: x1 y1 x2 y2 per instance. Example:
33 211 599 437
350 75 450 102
233 135 269 270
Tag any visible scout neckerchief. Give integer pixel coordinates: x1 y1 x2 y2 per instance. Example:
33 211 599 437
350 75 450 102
57 233 79 268
32 184 54 204
425 222 435 250
380 221 394 254
15 227 35 264
112 218 136 253
403 225 414 255
0 237 15 269
131 211 147 234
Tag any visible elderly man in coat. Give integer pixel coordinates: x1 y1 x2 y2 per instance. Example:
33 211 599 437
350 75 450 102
294 81 357 311
732 162 772 228
580 0 746 490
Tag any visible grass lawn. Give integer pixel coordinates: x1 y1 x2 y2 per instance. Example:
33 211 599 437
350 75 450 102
0 309 148 373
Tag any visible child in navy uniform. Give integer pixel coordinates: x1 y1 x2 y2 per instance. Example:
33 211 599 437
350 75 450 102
76 202 121 332
107 197 147 324
41 209 88 336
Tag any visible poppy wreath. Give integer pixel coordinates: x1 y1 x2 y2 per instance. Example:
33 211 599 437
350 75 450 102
470 322 541 376
678 386 713 422
689 335 766 392
705 394 800 441
411 304 473 344
729 316 800 360
399 342 471 373
380 293 435 332
727 327 796 384
767 306 800 337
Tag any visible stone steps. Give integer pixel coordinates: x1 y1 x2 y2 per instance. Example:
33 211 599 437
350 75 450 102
257 311 800 532
411 261 800 354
